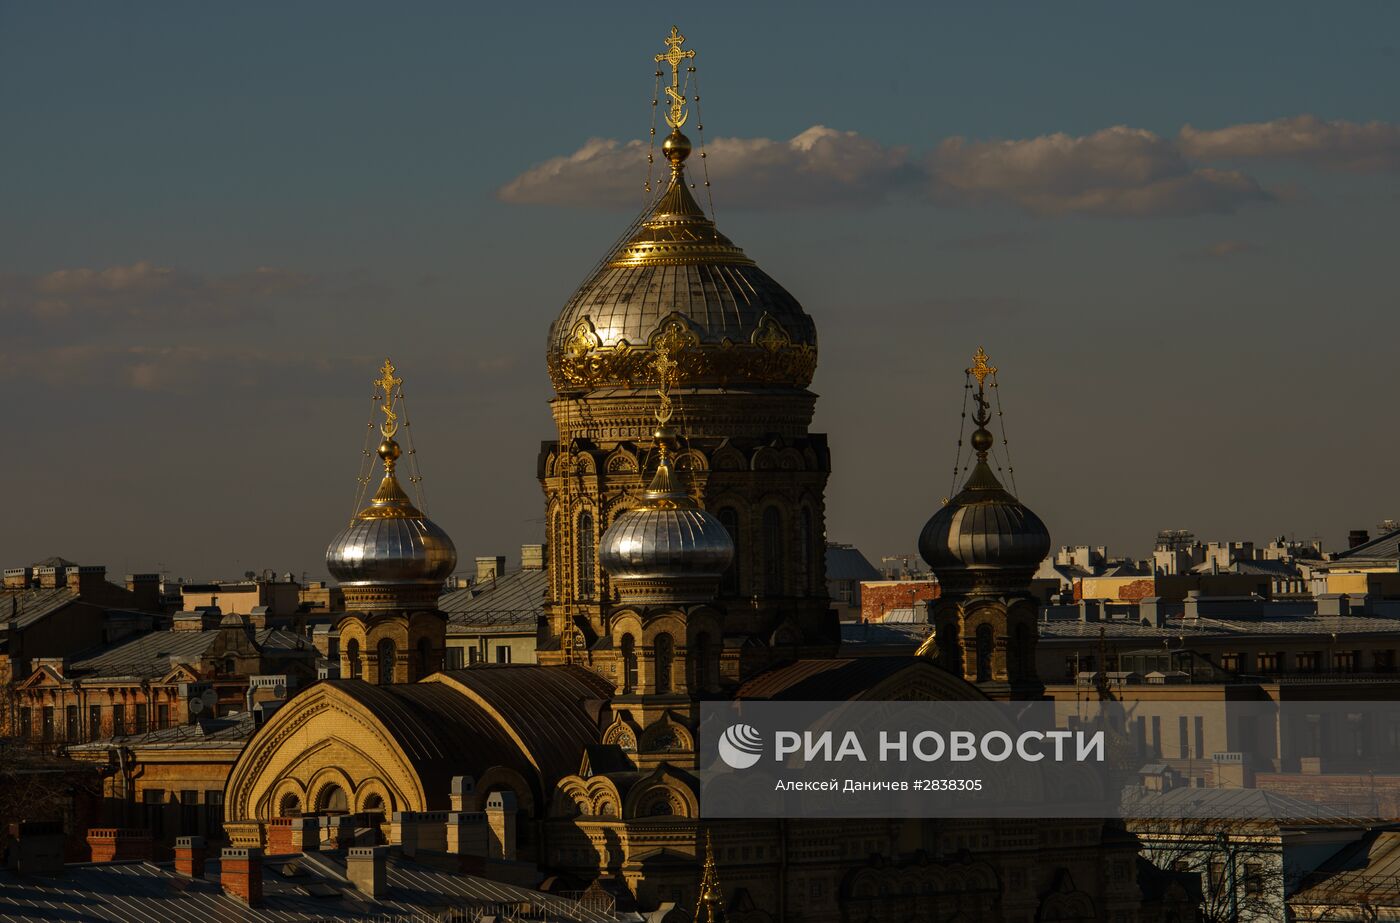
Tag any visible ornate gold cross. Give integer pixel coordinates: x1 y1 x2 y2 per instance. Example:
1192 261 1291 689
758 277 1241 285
967 347 997 389
374 358 402 438
655 25 696 129
653 343 677 424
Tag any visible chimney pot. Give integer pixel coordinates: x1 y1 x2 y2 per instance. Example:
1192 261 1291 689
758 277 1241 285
346 845 389 897
220 847 263 906
174 836 206 878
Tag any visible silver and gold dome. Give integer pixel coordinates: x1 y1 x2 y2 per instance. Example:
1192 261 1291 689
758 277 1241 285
547 126 817 393
326 361 457 611
600 432 734 606
919 351 1050 596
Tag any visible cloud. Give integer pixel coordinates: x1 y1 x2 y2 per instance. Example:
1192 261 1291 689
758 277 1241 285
929 126 1271 217
0 262 316 335
1179 115 1400 173
497 126 919 209
1184 239 1258 260
0 342 347 393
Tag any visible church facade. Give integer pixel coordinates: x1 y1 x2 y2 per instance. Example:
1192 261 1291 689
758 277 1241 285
224 28 1196 923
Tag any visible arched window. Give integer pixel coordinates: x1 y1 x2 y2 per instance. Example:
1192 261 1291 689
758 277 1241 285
317 784 348 814
976 624 994 683
417 637 433 680
654 633 674 694
377 639 396 685
717 507 741 596
577 511 596 599
346 639 361 680
277 792 301 818
621 634 638 694
692 632 712 693
797 507 814 597
762 507 784 597
938 622 960 675
362 793 386 822
550 512 563 600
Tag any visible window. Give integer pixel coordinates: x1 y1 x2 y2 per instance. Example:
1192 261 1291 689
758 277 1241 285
113 704 125 736
204 790 223 841
446 646 465 670
144 789 165 837
1243 861 1264 896
157 704 169 729
18 707 31 739
762 507 784 596
377 639 396 685
1219 653 1241 672
1195 716 1205 760
1257 652 1280 672
577 511 596 599
1376 650 1396 672
135 704 148 734
717 508 740 596
417 638 433 679
654 633 674 694
1296 651 1320 672
42 706 54 741
346 639 361 679
1335 650 1358 672
797 507 814 596
621 635 638 694
1179 716 1190 758
468 647 481 665
975 624 993 683
89 705 101 739
65 706 79 741
551 511 564 600
180 790 200 835
495 645 511 664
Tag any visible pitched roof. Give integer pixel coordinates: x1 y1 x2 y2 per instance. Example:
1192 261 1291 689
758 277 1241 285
0 848 625 922
68 713 256 752
1333 527 1400 562
2 587 81 630
1291 827 1400 907
735 656 984 701
825 544 881 582
68 628 313 679
439 568 547 620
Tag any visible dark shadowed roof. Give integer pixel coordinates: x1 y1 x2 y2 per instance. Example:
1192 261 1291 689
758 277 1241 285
0 848 623 922
825 545 881 582
736 656 984 701
68 628 313 679
431 665 612 782
3 587 81 630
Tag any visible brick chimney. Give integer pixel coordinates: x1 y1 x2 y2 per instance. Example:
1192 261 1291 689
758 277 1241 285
174 836 206 878
265 817 293 855
7 821 65 876
220 847 263 906
520 544 544 570
290 816 321 853
87 828 153 863
1349 530 1371 549
475 555 506 584
346 845 388 898
124 573 162 611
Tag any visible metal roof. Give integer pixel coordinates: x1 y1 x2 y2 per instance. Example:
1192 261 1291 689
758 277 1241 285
440 569 548 623
2 587 82 630
69 628 314 679
68 713 256 753
824 545 881 582
0 849 629 922
1332 527 1400 562
1040 612 1400 642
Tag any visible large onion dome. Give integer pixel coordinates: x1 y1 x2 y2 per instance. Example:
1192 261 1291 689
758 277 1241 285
919 362 1050 596
547 129 817 393
327 436 456 612
600 436 734 606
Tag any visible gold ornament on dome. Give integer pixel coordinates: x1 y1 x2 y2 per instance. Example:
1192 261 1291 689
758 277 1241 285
967 346 997 388
566 318 602 358
374 358 402 438
655 25 696 130
548 312 816 391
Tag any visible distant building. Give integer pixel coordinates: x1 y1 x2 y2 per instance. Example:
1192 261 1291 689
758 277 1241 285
180 577 301 618
440 545 547 667
859 579 939 623
825 543 881 619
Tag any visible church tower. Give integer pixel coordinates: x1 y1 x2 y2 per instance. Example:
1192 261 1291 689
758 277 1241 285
918 349 1050 700
326 360 456 684
540 27 835 684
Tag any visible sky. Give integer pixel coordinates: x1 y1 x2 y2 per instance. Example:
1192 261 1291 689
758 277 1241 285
2 2 1398 581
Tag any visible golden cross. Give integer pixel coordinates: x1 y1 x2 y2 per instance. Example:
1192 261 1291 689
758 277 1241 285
374 358 402 438
654 25 696 129
967 347 997 389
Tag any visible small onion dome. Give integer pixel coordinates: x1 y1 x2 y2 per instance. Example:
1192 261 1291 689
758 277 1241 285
326 437 457 611
600 442 734 606
919 426 1050 596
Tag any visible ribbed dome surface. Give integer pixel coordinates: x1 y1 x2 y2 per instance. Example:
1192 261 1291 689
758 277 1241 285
326 514 457 587
547 155 817 391
601 506 735 580
919 461 1050 594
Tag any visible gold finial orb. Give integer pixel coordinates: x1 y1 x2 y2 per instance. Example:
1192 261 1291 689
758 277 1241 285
378 438 402 463
661 129 692 166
